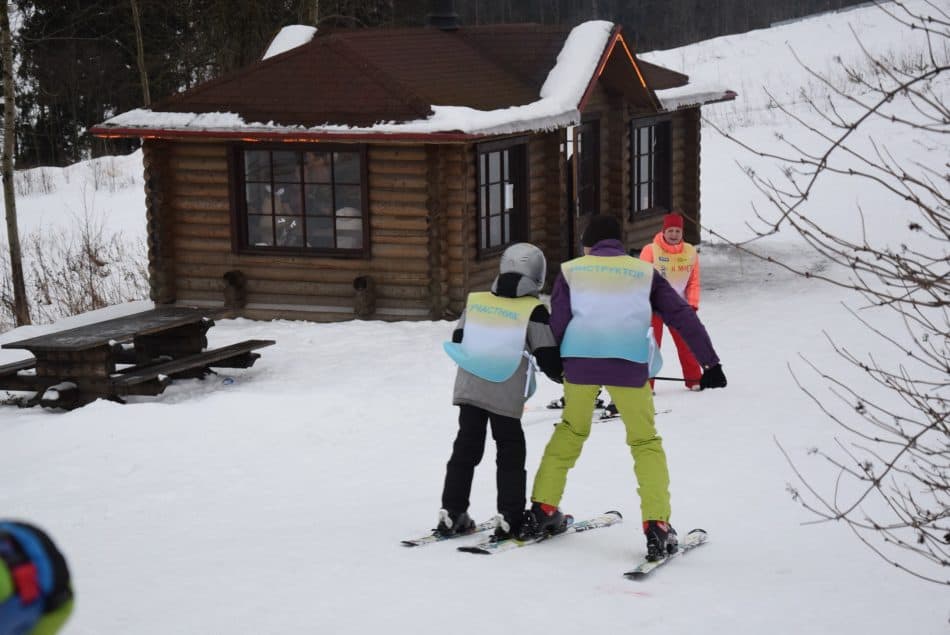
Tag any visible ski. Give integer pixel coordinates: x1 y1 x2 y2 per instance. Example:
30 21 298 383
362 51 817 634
458 510 622 555
623 528 708 578
400 519 496 547
599 408 672 421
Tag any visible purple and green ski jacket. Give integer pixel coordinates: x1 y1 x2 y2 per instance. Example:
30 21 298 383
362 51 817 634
550 239 720 388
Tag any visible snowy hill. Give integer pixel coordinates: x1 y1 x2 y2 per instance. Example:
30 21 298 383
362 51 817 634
1 2 947 634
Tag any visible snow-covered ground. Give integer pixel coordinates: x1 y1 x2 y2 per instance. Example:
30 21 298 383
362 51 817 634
1 2 948 633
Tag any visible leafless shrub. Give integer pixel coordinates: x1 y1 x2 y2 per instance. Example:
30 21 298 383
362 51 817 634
0 212 148 331
13 166 55 196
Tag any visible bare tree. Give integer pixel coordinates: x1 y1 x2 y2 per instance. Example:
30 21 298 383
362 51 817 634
706 1 948 584
130 0 150 106
1 0 29 325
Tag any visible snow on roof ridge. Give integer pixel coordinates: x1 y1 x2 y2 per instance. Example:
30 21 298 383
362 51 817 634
262 25 318 60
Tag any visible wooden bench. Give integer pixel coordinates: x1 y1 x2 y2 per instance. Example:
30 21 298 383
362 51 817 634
0 358 43 393
0 358 36 378
110 339 275 393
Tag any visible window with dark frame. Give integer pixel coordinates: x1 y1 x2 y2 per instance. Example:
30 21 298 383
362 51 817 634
239 146 366 254
630 119 672 218
477 141 527 253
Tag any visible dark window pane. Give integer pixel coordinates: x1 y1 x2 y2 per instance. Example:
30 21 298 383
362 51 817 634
305 185 333 216
335 184 362 213
333 152 361 184
503 212 511 242
479 154 486 185
307 216 334 248
246 183 272 215
479 186 487 218
273 151 299 182
248 215 273 246
275 216 304 247
279 184 303 216
304 152 332 183
244 151 270 182
502 150 509 180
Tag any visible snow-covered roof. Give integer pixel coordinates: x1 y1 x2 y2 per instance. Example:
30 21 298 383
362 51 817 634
92 21 731 141
655 86 738 111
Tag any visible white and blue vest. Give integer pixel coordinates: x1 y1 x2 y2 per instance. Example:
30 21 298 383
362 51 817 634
443 292 542 383
560 254 663 375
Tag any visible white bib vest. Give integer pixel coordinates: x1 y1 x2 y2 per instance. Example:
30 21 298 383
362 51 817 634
560 255 662 375
443 292 541 383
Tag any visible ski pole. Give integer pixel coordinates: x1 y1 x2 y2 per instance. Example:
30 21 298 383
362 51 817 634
652 376 685 382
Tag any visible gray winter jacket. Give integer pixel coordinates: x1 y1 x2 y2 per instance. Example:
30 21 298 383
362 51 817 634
451 272 562 419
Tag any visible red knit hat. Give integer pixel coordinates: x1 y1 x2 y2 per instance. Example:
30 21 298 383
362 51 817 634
662 212 684 231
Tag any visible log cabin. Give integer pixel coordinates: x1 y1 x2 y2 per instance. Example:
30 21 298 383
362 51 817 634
91 6 735 322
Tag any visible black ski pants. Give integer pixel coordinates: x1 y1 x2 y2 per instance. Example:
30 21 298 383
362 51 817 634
441 404 527 518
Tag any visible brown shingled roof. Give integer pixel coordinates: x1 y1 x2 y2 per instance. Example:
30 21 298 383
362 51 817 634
153 25 575 128
129 23 695 134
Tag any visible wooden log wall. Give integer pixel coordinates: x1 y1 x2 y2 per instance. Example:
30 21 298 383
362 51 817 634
143 141 176 303
681 107 703 244
147 140 437 322
541 130 567 281
440 144 474 316
141 108 702 324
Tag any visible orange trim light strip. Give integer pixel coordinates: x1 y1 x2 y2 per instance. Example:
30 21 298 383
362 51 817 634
617 36 648 89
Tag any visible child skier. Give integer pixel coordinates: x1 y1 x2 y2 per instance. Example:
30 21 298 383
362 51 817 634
438 243 563 540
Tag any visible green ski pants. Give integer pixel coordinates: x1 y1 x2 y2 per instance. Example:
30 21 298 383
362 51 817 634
530 381 672 522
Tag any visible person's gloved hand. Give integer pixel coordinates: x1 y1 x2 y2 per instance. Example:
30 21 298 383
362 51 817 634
700 364 727 390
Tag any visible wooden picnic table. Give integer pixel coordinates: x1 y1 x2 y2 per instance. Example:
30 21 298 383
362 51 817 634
0 305 274 409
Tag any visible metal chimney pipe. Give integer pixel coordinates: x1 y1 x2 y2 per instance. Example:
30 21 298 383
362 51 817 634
427 0 459 31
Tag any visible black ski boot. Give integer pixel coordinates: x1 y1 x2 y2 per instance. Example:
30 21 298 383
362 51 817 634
436 509 475 537
600 403 619 419
492 510 524 540
643 520 678 561
518 502 568 539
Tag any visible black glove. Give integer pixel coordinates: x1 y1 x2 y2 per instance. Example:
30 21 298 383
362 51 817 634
700 364 727 390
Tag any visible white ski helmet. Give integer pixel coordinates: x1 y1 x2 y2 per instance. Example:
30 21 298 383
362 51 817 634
498 242 547 288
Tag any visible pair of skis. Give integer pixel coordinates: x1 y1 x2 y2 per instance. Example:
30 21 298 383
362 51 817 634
401 511 707 578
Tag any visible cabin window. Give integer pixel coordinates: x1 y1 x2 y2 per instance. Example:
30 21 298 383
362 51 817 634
476 139 528 255
629 118 671 218
236 145 367 255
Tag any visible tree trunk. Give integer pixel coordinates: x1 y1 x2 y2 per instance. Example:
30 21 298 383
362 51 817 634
130 0 150 106
1 0 30 325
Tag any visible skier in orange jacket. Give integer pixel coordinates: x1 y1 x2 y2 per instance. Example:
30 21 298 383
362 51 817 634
639 211 703 390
